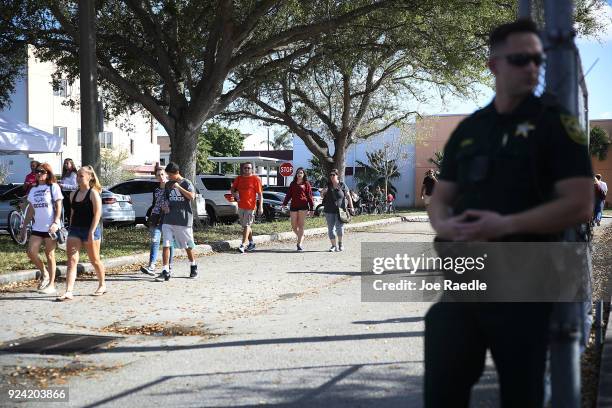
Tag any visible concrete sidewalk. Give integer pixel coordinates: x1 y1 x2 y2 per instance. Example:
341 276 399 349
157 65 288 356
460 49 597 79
0 215 427 286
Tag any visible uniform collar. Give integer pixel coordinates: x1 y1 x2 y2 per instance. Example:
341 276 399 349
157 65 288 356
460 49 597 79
485 93 539 118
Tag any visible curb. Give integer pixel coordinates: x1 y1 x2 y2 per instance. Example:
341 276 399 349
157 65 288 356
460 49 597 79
0 215 425 286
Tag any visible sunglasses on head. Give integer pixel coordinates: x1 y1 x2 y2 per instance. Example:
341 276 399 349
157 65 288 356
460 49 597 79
503 52 546 67
35 169 47 174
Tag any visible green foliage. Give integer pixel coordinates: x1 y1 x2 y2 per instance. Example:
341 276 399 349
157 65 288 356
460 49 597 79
307 156 327 188
590 126 611 161
99 148 134 187
428 151 444 175
271 130 293 150
196 123 244 174
355 150 400 194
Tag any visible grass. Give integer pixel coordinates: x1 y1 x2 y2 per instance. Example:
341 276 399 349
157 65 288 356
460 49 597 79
0 213 398 274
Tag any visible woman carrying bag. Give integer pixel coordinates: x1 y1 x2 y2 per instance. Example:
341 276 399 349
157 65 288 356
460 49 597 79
140 165 174 276
321 169 354 252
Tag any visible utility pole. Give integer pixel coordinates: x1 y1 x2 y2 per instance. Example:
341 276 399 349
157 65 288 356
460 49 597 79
543 1 583 407
79 0 100 173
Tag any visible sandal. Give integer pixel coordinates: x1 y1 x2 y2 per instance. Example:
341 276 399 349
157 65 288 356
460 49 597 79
92 288 106 296
55 292 74 302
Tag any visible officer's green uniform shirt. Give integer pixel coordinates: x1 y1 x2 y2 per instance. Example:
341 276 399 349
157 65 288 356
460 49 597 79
439 94 592 238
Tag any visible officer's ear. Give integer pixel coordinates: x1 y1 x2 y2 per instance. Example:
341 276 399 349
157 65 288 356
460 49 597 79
487 57 499 75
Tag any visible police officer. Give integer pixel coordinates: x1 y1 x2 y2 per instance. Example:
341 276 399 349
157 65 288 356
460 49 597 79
426 19 593 407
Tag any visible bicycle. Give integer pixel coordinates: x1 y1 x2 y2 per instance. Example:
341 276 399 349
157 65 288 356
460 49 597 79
8 198 31 245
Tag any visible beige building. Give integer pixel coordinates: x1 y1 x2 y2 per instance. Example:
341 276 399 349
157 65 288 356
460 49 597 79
1 46 159 174
414 114 468 207
590 119 612 208
414 115 612 209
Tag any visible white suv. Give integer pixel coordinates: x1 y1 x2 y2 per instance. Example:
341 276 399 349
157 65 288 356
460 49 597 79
109 178 207 225
194 174 239 224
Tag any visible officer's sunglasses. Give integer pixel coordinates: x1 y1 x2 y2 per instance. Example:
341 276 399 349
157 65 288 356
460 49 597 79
503 52 546 67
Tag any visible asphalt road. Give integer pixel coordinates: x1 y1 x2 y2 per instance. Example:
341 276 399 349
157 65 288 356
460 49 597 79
1 221 501 408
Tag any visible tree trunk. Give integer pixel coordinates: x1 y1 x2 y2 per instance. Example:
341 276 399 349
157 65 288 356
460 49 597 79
333 149 347 186
169 122 199 183
169 122 202 228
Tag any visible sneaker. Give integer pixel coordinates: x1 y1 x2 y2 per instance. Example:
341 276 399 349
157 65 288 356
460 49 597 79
190 264 198 278
338 244 344 252
155 270 171 282
38 286 57 295
329 246 337 252
297 245 304 252
140 265 155 276
238 245 246 254
38 271 50 290
246 242 256 252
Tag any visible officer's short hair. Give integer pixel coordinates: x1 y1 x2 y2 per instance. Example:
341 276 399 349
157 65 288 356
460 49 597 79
489 19 540 54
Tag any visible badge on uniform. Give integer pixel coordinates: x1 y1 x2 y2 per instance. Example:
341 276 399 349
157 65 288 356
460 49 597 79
559 114 588 145
514 121 535 138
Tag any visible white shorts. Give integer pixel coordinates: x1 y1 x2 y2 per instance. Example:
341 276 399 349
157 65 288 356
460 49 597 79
162 224 195 249
238 208 255 228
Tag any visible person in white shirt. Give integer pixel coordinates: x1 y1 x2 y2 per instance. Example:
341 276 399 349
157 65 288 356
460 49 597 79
595 174 607 225
20 163 63 295
58 158 78 224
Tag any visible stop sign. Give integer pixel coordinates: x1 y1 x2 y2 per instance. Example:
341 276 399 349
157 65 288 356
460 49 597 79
279 162 294 177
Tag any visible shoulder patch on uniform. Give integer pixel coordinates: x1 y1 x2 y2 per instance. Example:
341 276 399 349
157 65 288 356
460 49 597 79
459 138 474 148
559 114 587 145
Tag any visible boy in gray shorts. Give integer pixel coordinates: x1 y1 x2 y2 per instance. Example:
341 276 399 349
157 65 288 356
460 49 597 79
157 162 198 281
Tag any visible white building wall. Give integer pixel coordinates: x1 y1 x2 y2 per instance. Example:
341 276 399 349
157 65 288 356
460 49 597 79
292 127 416 207
2 47 159 174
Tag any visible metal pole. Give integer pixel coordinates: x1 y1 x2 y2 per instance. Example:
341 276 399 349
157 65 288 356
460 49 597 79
544 1 582 407
518 0 532 18
267 128 270 151
79 0 100 174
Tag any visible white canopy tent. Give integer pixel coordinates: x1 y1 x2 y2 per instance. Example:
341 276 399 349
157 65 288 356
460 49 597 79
0 113 63 154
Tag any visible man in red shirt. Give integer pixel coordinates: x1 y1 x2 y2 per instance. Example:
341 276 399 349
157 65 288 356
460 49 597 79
231 162 264 253
23 160 40 195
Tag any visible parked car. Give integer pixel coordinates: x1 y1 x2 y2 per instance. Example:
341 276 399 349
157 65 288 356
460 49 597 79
258 192 290 221
0 184 26 231
194 174 239 225
263 185 289 194
0 184 135 229
264 185 323 214
109 178 207 225
101 189 135 226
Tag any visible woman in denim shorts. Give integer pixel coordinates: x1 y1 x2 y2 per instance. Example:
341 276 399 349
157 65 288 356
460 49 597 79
56 165 105 301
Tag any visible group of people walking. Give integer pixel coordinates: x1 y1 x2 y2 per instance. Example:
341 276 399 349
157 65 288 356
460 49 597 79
20 159 105 301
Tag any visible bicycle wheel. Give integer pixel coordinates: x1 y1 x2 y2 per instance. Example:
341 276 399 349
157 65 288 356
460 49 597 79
8 210 28 245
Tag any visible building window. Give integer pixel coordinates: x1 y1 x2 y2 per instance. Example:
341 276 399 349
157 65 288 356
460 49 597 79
77 129 81 146
160 158 166 165
53 79 70 98
54 126 68 145
100 131 113 148
130 139 134 155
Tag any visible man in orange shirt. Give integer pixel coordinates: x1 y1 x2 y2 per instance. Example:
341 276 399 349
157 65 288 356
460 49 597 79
231 162 264 253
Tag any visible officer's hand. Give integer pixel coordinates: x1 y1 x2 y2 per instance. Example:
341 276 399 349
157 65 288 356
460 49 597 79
434 213 471 241
455 210 512 241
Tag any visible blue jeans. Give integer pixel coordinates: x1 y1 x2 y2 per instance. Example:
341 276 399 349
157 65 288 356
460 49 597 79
149 225 173 266
324 212 344 240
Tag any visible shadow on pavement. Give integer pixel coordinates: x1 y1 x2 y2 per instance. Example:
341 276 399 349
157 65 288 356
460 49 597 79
352 316 424 325
82 360 424 408
94 330 424 354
